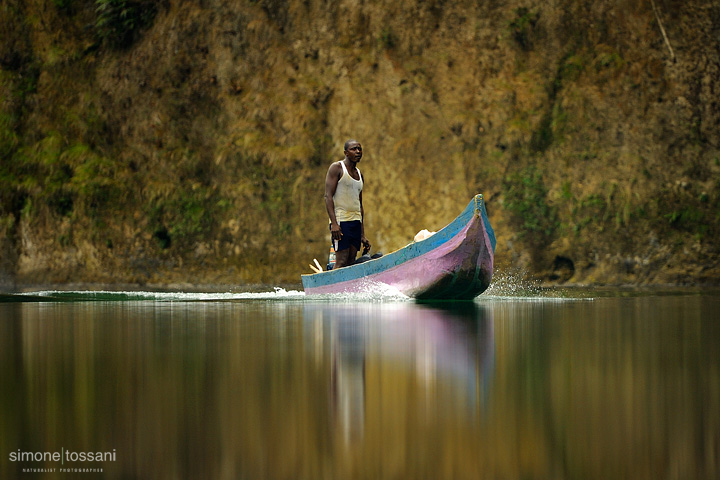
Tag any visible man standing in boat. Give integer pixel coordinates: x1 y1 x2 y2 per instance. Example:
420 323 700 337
324 139 371 269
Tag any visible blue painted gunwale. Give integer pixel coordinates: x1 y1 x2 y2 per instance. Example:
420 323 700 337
301 194 496 290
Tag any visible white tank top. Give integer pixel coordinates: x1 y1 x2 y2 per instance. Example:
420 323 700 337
333 161 363 222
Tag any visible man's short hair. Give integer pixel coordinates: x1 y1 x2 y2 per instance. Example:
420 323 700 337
344 139 359 151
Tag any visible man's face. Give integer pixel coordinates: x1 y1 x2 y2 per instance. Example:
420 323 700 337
345 142 362 162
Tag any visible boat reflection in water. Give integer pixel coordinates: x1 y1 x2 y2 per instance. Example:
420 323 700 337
303 302 495 447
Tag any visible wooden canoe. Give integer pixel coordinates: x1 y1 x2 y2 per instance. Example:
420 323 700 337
301 194 495 300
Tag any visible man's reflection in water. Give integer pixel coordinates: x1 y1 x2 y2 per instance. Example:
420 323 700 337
306 302 495 446
330 315 366 445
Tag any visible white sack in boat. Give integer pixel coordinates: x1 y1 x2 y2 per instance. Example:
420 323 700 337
414 229 436 242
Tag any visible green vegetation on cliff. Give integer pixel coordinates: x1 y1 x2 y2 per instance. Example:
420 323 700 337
1 0 719 286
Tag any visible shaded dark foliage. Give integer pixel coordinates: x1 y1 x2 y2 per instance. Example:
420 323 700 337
95 0 158 49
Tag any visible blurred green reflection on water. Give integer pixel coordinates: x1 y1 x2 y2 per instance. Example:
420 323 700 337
0 289 718 479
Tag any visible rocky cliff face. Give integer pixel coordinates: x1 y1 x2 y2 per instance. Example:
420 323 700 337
1 0 719 288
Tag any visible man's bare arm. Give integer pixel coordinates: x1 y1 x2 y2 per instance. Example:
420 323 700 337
324 162 342 240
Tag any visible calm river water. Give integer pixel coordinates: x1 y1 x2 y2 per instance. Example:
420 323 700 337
0 284 718 479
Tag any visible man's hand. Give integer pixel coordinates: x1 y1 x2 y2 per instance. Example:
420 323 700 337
361 236 371 255
330 223 343 241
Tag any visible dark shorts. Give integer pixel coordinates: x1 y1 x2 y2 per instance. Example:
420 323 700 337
331 220 362 252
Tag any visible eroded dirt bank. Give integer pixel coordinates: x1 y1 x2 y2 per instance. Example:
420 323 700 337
1 0 719 288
